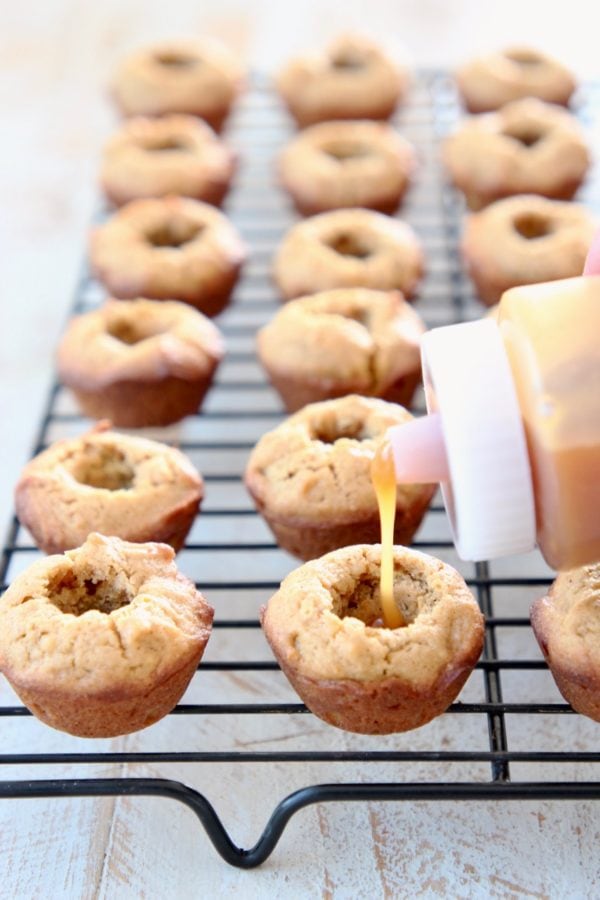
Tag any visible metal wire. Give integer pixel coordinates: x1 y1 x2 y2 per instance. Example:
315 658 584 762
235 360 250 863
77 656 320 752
1 71 599 869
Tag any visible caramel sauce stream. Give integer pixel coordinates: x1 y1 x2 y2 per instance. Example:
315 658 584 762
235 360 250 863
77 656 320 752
371 440 406 629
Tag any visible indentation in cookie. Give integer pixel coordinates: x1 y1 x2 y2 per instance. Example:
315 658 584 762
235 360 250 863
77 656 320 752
322 141 373 162
513 211 554 240
154 51 199 69
329 561 435 628
145 218 205 248
502 123 545 147
326 231 373 259
143 136 190 153
504 49 543 67
47 567 133 616
337 306 371 329
308 409 375 444
106 312 167 346
330 49 366 70
70 444 135 491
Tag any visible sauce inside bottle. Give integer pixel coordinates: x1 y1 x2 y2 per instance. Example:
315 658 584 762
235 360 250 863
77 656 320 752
500 278 600 569
371 441 406 628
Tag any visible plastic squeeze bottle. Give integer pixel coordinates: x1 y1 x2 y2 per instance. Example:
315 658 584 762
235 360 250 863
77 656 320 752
386 276 600 570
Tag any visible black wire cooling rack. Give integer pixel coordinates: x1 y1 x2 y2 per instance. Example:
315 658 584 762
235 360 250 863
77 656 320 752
1 72 599 869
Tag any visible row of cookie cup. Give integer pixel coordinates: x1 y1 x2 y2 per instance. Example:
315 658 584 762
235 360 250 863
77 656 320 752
0 532 483 738
461 195 597 306
443 98 590 211
102 114 417 217
57 298 224 427
16 393 432 563
278 38 577 128
3 531 593 739
90 196 246 317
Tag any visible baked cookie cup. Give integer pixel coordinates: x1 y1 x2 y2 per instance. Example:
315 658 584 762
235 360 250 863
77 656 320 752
101 114 236 207
257 288 425 413
443 98 590 211
15 425 203 554
262 544 484 734
273 208 424 302
456 46 576 113
0 534 213 738
462 195 597 306
276 34 408 128
531 563 600 722
112 38 244 130
57 298 224 428
90 196 246 316
245 395 435 560
278 120 416 216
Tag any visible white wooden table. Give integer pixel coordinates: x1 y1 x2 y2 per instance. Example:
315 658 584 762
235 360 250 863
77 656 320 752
1 2 599 896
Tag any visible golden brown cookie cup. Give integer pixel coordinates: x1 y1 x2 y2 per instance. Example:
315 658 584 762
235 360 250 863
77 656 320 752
15 425 203 554
531 564 600 722
273 209 424 302
244 395 435 560
257 288 425 413
278 120 416 216
112 39 244 131
57 299 224 428
262 544 484 734
101 115 236 208
90 196 246 316
456 46 576 113
462 195 597 306
443 98 590 211
0 533 214 738
276 34 408 128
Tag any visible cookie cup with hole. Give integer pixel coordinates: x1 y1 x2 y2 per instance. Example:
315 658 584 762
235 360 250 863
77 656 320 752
244 395 435 560
462 195 597 306
257 288 425 412
456 46 576 113
531 564 600 723
443 98 589 210
57 298 224 427
278 120 416 215
262 544 484 734
100 114 236 207
112 39 244 131
15 424 203 554
0 533 214 737
273 208 424 301
90 196 246 316
276 34 408 127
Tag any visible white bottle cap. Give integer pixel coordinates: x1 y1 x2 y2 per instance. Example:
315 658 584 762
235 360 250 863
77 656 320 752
420 319 536 561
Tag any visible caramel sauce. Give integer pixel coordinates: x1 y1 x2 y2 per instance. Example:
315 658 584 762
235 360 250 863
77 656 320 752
371 441 406 629
500 278 600 570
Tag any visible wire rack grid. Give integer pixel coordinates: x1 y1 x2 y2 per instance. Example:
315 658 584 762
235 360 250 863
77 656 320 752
1 72 599 869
